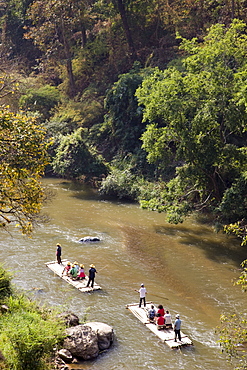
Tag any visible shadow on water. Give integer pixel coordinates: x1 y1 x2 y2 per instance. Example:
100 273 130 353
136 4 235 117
154 224 246 267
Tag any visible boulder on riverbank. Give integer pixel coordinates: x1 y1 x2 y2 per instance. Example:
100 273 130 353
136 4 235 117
61 322 114 362
57 311 80 327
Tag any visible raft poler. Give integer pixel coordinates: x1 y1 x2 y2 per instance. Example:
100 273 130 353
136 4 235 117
86 264 97 288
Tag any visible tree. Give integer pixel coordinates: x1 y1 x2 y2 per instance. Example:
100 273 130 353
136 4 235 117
0 0 36 60
112 0 136 59
136 20 247 224
102 62 146 160
25 0 93 97
0 105 49 234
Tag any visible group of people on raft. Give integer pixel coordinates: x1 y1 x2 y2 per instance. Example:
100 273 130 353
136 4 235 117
62 261 86 280
62 261 98 288
56 243 98 287
148 304 172 327
136 283 182 341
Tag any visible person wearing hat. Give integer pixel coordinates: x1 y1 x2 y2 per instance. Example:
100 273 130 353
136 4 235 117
78 264 86 280
174 314 182 342
56 243 62 264
62 261 71 276
73 261 80 273
135 283 147 308
86 264 97 288
69 264 78 280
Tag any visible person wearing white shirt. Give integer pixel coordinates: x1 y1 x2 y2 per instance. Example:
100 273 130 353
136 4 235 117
164 310 172 327
136 283 147 307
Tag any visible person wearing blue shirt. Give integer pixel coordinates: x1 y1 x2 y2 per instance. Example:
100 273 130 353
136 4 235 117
174 314 181 342
56 243 62 264
86 264 97 288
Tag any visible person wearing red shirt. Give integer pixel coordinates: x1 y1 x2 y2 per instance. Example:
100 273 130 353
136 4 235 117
156 313 165 329
157 304 165 316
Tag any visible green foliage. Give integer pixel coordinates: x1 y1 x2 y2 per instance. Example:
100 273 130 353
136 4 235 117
47 88 104 136
99 152 157 199
19 85 61 121
218 312 247 369
102 62 148 159
218 171 247 223
52 128 108 179
136 20 247 224
224 221 247 248
0 0 38 62
0 105 49 234
0 295 65 370
217 260 247 369
0 265 12 303
235 260 247 292
100 167 140 200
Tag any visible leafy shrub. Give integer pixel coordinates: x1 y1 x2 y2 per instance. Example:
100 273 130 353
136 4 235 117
0 265 12 303
0 295 65 370
100 167 141 200
52 128 108 179
47 88 104 136
19 85 61 121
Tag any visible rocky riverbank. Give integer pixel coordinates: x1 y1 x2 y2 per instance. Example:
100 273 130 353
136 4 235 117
54 312 114 370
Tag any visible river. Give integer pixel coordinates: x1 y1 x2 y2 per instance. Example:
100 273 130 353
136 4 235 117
1 177 246 370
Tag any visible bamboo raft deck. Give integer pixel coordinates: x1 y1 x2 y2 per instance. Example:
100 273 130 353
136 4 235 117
45 259 102 293
126 302 193 349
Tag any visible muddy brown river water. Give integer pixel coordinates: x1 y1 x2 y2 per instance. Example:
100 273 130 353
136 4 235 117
1 178 246 369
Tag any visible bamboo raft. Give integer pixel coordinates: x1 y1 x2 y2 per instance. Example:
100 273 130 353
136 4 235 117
126 302 193 349
45 259 102 292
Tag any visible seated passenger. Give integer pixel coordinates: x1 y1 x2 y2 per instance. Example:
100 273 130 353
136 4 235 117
157 304 165 317
62 261 71 276
78 264 86 279
148 305 156 322
73 261 80 273
156 313 165 329
164 310 172 327
69 264 78 280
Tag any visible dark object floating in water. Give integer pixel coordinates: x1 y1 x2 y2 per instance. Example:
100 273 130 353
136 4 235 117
79 236 100 242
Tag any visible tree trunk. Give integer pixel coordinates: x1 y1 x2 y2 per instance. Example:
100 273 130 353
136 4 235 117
231 0 235 19
61 17 76 98
115 0 137 60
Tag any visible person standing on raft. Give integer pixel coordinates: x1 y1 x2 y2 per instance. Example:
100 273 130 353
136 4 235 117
174 314 182 342
135 283 147 308
56 243 62 264
86 264 97 288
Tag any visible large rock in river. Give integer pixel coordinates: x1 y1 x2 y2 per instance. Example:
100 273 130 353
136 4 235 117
85 322 114 350
63 322 114 360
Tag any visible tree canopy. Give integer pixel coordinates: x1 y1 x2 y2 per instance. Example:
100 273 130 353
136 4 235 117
136 20 247 224
0 105 49 234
